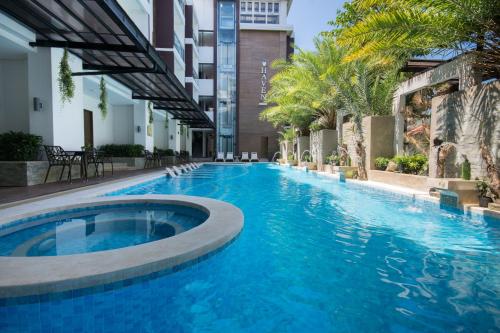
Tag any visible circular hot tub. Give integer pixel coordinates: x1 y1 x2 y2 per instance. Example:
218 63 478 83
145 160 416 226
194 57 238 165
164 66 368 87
1 203 208 257
0 195 243 298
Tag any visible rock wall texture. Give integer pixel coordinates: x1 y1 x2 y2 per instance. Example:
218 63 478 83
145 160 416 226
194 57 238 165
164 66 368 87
310 129 338 166
429 80 499 178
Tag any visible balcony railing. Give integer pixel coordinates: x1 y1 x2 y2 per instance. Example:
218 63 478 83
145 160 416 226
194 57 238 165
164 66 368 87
174 33 185 61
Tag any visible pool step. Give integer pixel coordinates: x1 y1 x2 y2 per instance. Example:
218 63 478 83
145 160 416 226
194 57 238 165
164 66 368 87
488 202 500 211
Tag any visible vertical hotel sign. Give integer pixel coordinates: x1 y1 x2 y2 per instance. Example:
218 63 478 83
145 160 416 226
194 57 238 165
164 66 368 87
259 60 268 106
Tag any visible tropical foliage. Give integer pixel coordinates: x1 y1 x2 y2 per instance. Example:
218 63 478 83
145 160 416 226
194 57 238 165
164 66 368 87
261 35 400 179
58 49 75 105
334 0 499 74
261 0 499 181
98 76 108 119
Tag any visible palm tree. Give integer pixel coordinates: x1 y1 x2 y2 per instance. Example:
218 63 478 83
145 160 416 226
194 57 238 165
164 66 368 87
336 0 499 74
320 38 400 179
261 41 343 134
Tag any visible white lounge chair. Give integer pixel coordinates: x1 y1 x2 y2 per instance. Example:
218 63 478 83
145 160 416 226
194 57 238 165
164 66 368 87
172 166 183 175
215 152 224 162
250 152 259 162
241 152 250 162
226 152 234 162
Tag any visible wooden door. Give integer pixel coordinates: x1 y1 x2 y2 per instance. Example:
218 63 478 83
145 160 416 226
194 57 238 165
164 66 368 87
84 110 94 147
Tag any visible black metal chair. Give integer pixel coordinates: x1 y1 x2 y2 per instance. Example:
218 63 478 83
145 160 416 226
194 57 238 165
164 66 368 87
43 145 79 183
82 147 114 177
144 150 155 169
153 148 162 167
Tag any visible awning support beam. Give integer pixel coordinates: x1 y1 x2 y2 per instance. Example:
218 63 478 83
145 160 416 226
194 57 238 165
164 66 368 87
72 68 161 76
30 40 140 53
133 95 186 102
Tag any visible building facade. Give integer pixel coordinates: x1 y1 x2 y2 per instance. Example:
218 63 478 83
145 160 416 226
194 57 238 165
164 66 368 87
191 0 294 159
0 0 212 163
0 0 292 164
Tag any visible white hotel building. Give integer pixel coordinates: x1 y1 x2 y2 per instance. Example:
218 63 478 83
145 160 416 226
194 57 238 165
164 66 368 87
0 0 212 157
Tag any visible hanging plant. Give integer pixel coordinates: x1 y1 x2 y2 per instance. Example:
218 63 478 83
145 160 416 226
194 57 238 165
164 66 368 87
98 76 108 119
164 111 169 128
180 125 184 135
58 48 75 104
187 126 189 138
148 101 154 124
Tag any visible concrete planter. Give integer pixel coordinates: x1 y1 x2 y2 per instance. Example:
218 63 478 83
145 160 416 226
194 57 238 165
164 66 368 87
426 178 478 204
295 136 310 163
162 156 177 165
323 164 334 173
0 161 82 187
112 157 145 169
334 166 358 178
368 170 428 191
310 129 338 167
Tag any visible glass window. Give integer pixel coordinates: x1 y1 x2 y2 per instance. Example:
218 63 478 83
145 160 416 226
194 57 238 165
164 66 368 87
274 2 279 13
240 14 252 23
241 1 246 12
199 31 214 47
254 2 259 11
199 96 214 112
268 2 273 12
199 63 215 79
254 14 266 23
267 15 279 24
247 2 252 12
260 2 266 12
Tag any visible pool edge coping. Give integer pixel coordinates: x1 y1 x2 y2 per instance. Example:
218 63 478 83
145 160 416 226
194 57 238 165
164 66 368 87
0 195 244 299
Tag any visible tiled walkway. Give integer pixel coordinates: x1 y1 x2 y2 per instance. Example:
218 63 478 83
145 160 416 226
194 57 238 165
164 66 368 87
0 168 164 206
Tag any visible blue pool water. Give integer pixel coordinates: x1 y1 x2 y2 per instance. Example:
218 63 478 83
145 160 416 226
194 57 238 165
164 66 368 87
1 164 499 332
0 204 207 256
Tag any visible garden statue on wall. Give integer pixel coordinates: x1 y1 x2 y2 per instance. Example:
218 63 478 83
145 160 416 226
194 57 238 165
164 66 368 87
434 138 456 178
338 144 349 167
480 142 500 199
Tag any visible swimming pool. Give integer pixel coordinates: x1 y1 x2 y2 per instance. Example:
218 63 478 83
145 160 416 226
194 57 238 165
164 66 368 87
0 204 207 256
1 164 498 332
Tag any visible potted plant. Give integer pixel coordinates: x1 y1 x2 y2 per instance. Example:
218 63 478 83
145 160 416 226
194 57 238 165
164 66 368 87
476 179 495 207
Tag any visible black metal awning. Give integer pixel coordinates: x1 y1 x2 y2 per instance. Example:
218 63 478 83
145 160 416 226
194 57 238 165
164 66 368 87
0 0 214 128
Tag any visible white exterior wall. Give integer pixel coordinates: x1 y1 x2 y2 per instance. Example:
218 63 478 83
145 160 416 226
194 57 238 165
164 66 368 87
193 0 214 30
0 59 29 133
153 111 169 150
117 0 153 41
112 105 134 145
133 101 154 151
50 49 84 151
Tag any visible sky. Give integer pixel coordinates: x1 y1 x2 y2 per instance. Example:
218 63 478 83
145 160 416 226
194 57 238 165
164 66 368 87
288 0 345 51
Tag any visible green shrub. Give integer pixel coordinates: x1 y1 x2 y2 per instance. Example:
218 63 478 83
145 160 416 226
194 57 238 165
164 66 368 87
0 131 42 161
461 158 471 180
392 154 428 175
98 144 144 157
374 157 390 170
155 148 174 156
326 154 340 166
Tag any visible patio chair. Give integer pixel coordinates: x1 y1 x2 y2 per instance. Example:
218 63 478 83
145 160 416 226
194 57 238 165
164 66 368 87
226 152 234 162
215 152 224 162
43 145 79 183
251 152 259 162
153 148 162 167
82 146 114 177
144 150 155 169
241 152 250 162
